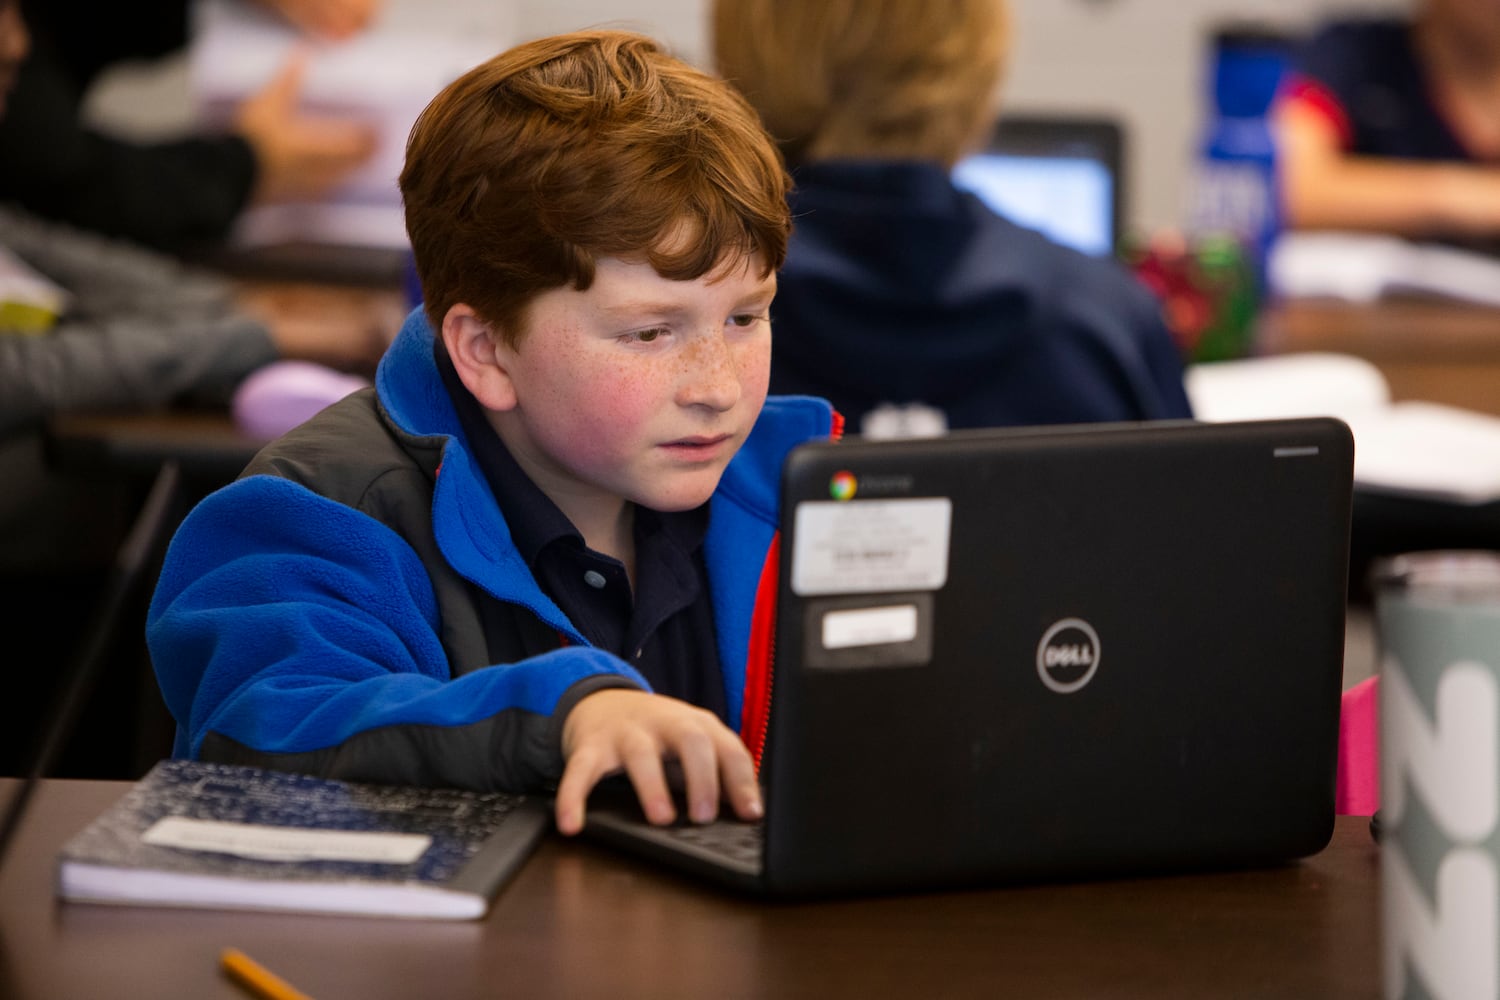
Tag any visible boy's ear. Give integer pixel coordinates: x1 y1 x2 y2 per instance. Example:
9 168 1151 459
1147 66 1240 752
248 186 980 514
440 304 518 412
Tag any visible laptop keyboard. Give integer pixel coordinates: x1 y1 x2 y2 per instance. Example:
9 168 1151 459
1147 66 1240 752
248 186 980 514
582 776 768 875
654 815 764 867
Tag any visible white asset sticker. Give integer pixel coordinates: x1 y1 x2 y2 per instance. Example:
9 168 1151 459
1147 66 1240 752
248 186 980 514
821 604 920 650
791 498 952 596
142 816 432 865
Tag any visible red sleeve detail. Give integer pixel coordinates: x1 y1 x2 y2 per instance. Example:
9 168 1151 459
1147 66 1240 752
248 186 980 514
1278 73 1353 150
739 533 780 772
829 409 846 441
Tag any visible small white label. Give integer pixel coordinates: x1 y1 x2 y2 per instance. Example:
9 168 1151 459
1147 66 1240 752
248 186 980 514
792 498 952 596
821 604 920 650
142 816 431 864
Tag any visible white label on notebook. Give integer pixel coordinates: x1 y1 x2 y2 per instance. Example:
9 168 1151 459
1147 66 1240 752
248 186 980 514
792 498 952 595
142 816 431 864
821 604 920 649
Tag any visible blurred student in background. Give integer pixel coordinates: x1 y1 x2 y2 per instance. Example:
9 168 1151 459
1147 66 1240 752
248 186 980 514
0 0 395 774
0 0 389 460
1274 0 1500 241
0 0 380 255
712 0 1191 438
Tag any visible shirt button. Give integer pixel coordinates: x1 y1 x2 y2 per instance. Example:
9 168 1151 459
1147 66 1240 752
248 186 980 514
583 570 607 589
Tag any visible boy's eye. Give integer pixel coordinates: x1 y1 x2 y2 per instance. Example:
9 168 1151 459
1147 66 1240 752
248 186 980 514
729 313 767 329
621 328 667 344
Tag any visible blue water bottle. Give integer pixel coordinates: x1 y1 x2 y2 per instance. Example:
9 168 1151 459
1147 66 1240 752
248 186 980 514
1187 26 1292 294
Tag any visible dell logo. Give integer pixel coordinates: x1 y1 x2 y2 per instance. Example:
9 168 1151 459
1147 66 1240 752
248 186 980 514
1037 618 1101 694
1043 644 1093 668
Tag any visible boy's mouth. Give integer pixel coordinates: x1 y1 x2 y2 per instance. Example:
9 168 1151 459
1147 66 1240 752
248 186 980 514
660 433 733 459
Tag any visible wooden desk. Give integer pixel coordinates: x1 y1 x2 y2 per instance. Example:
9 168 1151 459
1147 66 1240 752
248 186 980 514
0 779 1380 999
1258 296 1500 415
45 410 266 485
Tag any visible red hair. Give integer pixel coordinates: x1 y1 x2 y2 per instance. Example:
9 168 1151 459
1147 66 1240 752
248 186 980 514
401 30 792 345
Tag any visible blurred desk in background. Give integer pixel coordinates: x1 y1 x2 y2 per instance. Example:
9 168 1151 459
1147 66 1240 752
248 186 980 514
206 242 411 291
1256 296 1500 598
1258 297 1500 416
45 410 263 485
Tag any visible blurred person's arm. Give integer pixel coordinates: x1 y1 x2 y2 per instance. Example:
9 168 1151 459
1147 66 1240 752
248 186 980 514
0 9 378 253
0 310 276 438
0 205 272 434
232 50 378 207
1275 95 1500 237
9 197 397 372
0 206 396 434
256 0 380 40
0 32 260 253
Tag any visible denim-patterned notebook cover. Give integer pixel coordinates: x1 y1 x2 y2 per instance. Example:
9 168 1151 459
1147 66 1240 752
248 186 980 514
57 759 548 919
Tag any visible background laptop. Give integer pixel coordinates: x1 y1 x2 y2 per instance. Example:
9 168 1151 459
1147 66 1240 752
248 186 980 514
951 114 1125 258
584 418 1354 896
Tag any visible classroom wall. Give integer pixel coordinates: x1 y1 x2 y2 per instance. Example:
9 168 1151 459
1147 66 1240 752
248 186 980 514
513 0 1411 238
90 0 1414 239
999 0 1410 238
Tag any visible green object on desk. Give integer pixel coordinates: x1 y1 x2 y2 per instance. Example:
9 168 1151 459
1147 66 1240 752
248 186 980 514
1191 234 1260 362
0 301 59 334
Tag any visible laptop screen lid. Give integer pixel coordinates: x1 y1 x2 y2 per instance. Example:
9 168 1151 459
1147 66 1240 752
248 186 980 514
582 418 1352 896
951 114 1125 258
758 417 1352 895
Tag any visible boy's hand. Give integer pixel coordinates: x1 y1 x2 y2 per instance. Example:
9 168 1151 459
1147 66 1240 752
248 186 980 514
555 689 762 836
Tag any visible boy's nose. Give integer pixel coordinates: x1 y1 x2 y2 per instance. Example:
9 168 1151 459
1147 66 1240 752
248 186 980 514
679 332 743 411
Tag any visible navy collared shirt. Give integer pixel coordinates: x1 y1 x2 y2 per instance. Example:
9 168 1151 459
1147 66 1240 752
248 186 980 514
434 341 730 723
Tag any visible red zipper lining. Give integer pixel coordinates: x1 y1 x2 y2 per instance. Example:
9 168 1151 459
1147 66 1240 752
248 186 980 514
744 409 844 773
742 535 781 773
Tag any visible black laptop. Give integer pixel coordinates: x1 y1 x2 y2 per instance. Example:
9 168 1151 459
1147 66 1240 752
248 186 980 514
582 418 1354 896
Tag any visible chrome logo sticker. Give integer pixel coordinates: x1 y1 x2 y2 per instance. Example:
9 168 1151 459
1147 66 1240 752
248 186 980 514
828 471 857 501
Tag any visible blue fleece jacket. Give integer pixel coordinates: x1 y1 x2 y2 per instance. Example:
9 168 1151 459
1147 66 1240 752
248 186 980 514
147 309 835 791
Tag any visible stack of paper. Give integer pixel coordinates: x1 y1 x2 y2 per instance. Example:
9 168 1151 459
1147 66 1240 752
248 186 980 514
1187 352 1500 504
1269 231 1500 308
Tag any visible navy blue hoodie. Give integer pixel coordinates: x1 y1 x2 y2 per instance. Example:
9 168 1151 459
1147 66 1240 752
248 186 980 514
770 160 1192 435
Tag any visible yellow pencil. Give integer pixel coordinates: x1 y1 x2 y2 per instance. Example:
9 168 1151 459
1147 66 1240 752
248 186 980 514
220 947 315 1000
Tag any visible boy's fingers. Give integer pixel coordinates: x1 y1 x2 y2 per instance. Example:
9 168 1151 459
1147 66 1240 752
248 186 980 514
672 729 721 824
715 732 764 821
620 741 677 826
553 746 610 836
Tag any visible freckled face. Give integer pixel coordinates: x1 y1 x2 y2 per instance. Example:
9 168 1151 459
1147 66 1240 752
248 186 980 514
488 253 775 531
